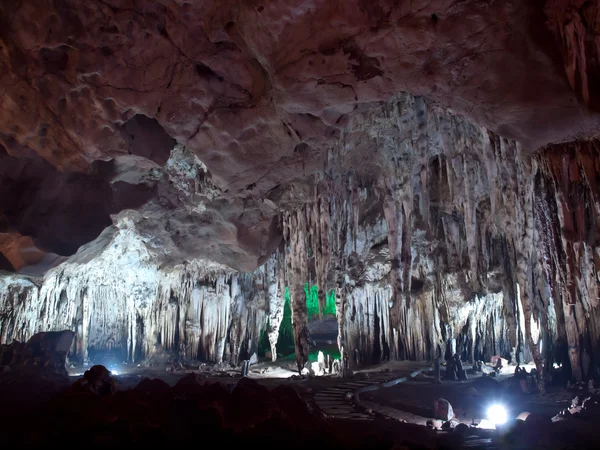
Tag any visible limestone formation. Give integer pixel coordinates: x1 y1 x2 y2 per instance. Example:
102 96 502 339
0 1 599 387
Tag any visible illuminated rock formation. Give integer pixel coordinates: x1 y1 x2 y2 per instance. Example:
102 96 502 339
0 1 599 384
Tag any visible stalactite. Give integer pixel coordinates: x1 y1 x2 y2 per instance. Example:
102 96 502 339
2 93 600 381
0 225 268 367
310 190 324 318
383 187 404 359
0 277 40 344
513 153 546 392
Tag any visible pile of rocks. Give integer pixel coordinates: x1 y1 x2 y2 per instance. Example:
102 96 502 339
552 393 600 422
4 370 362 448
0 331 74 375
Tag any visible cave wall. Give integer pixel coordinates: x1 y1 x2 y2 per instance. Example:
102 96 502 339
0 222 283 366
2 0 600 281
0 94 599 381
545 0 600 112
278 94 600 380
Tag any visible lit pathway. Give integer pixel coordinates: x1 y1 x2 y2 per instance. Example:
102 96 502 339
312 371 410 421
310 367 498 449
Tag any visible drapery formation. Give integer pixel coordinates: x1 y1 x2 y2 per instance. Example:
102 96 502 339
1 94 599 383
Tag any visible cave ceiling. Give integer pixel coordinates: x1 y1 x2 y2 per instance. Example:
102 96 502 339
0 0 599 273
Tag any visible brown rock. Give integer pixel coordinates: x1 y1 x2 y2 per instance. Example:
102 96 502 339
434 398 455 421
1 0 600 273
0 331 74 376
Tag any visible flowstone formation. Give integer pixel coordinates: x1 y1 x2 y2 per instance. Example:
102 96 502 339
2 0 600 270
0 229 280 366
1 93 599 388
0 0 600 388
278 95 600 386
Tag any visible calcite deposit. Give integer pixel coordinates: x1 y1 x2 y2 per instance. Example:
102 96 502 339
0 0 600 387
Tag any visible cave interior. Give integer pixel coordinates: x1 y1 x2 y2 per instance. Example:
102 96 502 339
1 0 600 448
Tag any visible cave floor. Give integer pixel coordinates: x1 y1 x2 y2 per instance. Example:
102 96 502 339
67 359 573 423
4 360 599 449
361 370 570 424
102 360 600 450
68 358 431 391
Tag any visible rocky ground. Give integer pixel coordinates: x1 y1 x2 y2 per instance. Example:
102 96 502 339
1 358 597 449
1 333 598 449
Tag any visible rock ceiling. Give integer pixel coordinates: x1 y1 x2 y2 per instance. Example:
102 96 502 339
1 0 599 272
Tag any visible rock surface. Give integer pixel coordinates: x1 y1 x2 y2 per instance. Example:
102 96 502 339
70 364 117 396
1 92 599 381
0 1 600 383
1 0 600 271
0 330 74 375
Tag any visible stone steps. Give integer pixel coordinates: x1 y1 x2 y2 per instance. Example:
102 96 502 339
312 380 378 420
310 373 498 448
311 372 425 421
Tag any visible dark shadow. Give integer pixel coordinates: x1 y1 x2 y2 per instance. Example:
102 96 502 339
119 114 176 166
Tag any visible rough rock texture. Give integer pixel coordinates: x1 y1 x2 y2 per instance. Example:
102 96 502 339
0 330 74 375
0 144 156 258
1 93 600 383
0 220 282 366
1 1 600 382
277 94 600 383
1 137 279 272
1 0 600 273
546 0 600 111
70 364 117 396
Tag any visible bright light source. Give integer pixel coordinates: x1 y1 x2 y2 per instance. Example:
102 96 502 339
111 370 119 376
487 404 508 426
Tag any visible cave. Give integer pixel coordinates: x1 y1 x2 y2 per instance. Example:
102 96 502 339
1 1 600 448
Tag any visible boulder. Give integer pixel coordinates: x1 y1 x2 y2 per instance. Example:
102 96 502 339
227 377 275 430
271 385 313 424
71 364 116 396
490 356 508 370
454 423 470 435
442 419 460 430
0 330 74 376
434 398 455 421
426 419 443 429
172 373 206 395
134 377 171 395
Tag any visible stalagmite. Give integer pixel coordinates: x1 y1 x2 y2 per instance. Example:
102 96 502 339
266 254 283 362
286 209 310 373
1 93 600 383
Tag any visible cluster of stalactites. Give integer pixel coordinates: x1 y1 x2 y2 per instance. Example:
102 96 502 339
279 171 373 371
276 94 600 385
530 141 600 382
0 259 278 367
